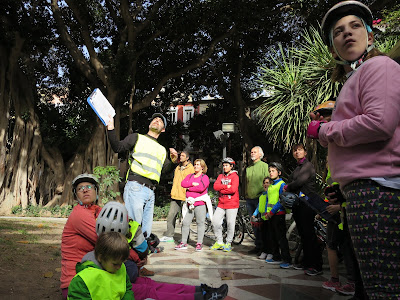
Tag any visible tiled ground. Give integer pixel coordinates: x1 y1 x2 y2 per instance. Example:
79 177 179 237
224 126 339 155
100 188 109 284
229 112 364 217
147 221 349 300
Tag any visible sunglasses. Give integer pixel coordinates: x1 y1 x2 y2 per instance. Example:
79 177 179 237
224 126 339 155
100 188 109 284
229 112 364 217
77 185 95 192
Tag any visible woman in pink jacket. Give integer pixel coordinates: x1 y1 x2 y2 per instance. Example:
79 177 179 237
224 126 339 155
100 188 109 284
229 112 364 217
176 159 210 252
307 2 400 298
210 157 239 252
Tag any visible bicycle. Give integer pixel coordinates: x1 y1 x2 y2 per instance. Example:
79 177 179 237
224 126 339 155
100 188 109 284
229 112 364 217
190 197 245 245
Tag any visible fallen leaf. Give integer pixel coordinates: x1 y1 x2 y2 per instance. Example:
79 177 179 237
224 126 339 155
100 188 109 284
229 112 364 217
221 276 232 280
17 241 29 244
37 224 44 228
55 268 62 272
44 271 54 278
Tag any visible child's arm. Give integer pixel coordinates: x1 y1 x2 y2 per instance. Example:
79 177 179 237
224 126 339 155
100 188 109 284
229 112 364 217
218 173 239 195
122 274 135 300
213 174 224 191
68 275 92 300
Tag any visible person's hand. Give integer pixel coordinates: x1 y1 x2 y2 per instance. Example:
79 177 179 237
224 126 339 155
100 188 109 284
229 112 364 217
136 257 147 268
326 204 341 215
307 120 326 139
310 111 325 121
326 192 339 204
192 182 199 186
107 115 115 130
169 148 178 162
227 185 231 188
283 185 288 192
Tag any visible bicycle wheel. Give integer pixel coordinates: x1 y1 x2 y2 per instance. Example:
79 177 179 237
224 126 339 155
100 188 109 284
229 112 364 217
239 204 255 240
232 215 245 245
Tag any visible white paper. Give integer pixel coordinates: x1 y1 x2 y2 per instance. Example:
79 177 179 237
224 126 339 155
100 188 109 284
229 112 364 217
87 88 115 126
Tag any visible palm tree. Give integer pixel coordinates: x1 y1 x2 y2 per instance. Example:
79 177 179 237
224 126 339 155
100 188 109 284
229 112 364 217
254 26 339 153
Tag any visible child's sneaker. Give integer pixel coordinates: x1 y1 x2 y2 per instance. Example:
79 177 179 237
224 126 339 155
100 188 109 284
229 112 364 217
201 283 228 300
266 258 283 264
266 254 273 260
222 243 232 252
258 252 267 259
336 282 355 296
304 268 323 276
195 243 203 252
322 279 341 292
175 242 188 250
279 262 293 269
210 242 224 250
160 236 174 242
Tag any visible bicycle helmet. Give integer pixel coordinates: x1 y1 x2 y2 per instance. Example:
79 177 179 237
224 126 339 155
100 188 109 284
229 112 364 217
313 101 335 116
96 201 129 236
279 192 299 209
321 1 374 70
72 173 99 190
269 162 283 173
222 157 235 166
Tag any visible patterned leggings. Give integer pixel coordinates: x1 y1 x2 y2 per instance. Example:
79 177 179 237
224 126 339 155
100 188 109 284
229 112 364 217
343 179 400 299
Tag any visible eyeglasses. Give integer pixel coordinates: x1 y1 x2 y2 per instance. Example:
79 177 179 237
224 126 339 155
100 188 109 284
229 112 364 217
77 185 94 192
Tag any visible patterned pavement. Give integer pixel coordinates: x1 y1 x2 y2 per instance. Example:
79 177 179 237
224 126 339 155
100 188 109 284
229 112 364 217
147 221 348 300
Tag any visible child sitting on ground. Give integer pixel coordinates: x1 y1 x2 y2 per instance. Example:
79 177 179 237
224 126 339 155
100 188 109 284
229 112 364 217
68 231 135 299
264 162 292 269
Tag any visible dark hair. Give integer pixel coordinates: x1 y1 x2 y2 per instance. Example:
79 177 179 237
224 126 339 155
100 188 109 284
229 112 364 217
292 143 307 152
263 177 272 184
331 48 386 83
95 231 130 262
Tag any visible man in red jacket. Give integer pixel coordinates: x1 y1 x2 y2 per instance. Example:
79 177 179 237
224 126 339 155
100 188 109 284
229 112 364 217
210 157 239 252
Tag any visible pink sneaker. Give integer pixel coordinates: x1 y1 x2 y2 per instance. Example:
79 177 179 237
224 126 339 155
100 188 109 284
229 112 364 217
175 242 188 250
336 282 355 296
322 279 341 292
195 243 203 252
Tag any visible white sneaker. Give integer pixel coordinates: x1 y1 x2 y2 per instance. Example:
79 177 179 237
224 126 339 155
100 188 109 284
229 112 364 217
258 252 267 259
266 254 273 260
160 236 174 242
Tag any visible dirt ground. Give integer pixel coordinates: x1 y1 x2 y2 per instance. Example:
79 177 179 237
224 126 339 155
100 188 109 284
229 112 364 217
0 217 67 300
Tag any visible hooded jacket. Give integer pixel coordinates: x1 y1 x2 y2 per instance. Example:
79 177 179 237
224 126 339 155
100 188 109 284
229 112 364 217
214 170 240 209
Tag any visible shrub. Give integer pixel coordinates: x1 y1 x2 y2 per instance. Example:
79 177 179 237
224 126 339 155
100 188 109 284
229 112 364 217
93 165 121 204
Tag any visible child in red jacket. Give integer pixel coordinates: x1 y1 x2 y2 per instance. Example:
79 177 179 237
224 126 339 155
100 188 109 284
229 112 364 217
210 157 239 252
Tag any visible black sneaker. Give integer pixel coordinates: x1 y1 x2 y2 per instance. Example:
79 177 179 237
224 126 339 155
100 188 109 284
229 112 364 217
304 268 323 276
202 283 228 300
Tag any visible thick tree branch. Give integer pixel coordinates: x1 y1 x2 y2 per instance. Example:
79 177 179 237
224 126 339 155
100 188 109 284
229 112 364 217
50 0 97 86
132 27 236 112
65 0 109 87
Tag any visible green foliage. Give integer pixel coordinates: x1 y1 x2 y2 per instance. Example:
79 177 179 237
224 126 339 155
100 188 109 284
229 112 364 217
10 205 73 217
254 26 339 152
153 204 170 221
382 5 400 32
93 166 121 204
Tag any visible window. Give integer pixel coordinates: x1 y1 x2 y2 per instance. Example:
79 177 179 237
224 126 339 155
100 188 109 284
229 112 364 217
168 107 178 124
183 106 194 124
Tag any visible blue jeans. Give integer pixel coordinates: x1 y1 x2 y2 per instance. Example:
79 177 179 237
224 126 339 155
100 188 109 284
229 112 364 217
124 180 155 237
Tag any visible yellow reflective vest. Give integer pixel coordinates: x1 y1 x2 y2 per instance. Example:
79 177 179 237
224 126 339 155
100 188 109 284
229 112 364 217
68 261 128 300
266 179 285 214
129 134 167 183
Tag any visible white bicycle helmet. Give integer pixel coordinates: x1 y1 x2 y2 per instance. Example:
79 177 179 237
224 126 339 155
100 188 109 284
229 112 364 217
96 201 129 236
72 173 99 191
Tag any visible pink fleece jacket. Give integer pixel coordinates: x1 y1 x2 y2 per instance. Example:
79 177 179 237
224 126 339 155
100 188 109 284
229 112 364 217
181 173 209 206
319 56 400 187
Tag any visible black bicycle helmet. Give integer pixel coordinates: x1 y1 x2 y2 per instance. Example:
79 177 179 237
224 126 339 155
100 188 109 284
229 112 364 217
269 162 283 173
96 201 129 236
72 173 99 193
321 1 373 46
222 157 235 166
279 192 300 209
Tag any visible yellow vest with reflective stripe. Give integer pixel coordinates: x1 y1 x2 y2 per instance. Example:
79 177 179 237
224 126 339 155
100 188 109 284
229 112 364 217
70 261 127 299
266 180 285 214
258 193 268 219
129 134 167 183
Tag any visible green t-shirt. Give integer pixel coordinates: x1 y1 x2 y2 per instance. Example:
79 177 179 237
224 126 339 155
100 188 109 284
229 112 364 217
245 160 269 199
